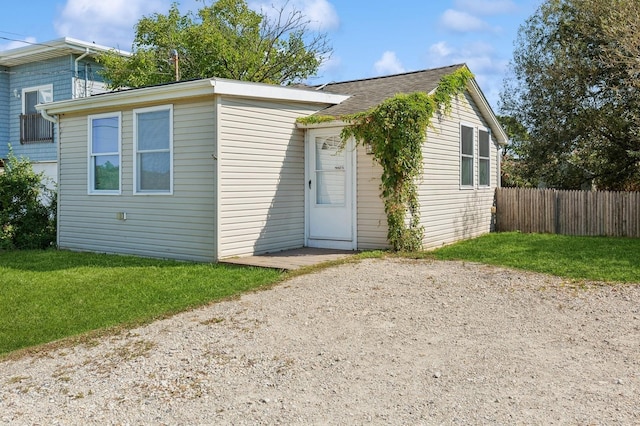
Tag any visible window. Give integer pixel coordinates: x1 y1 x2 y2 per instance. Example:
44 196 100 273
20 85 53 144
460 124 474 187
315 135 345 205
478 128 491 186
88 113 121 194
134 105 173 194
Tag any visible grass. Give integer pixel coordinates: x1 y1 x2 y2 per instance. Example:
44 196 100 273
0 250 282 356
432 232 640 283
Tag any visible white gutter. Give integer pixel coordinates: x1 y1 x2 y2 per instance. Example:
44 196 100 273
74 48 90 98
39 108 58 124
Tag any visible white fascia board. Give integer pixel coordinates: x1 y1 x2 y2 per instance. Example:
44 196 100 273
467 79 508 146
210 78 350 105
38 78 350 116
61 37 130 56
37 79 216 115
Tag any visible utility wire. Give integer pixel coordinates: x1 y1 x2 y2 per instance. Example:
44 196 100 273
0 35 57 49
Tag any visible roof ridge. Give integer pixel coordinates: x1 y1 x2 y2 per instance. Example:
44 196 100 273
317 63 467 87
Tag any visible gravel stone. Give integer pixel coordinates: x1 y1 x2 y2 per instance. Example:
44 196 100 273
1 258 639 424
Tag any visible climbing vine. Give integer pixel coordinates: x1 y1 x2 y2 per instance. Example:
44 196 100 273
341 67 473 251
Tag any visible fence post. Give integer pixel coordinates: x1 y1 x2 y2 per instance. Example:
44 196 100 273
554 190 560 235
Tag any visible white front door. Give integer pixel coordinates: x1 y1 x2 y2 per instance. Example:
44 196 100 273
306 129 356 249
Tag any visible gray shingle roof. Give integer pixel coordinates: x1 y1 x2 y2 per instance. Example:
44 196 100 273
313 64 466 117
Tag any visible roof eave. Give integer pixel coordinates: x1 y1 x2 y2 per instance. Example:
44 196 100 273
210 78 349 104
467 79 508 146
36 79 217 115
0 37 130 67
37 78 350 116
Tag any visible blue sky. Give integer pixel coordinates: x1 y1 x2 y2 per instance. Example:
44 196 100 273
0 0 543 110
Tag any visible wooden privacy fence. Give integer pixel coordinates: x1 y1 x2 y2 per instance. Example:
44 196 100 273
495 188 640 237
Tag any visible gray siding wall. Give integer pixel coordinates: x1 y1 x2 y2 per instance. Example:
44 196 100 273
7 57 72 161
419 92 499 249
3 54 106 160
217 97 321 258
356 146 388 249
355 92 500 250
57 98 217 262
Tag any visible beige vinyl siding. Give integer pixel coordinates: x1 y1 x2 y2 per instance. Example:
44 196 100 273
218 97 322 258
356 146 388 249
354 92 500 250
419 92 499 249
57 98 217 262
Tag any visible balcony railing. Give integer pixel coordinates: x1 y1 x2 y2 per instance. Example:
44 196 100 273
20 113 54 144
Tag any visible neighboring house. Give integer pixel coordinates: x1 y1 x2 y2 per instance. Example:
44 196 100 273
0 37 128 182
37 64 507 262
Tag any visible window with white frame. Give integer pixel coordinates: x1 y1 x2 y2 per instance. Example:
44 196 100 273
460 124 474 187
478 128 491 186
134 105 173 194
88 113 121 193
21 85 54 144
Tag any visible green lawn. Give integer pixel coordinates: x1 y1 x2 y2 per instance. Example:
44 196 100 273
0 250 282 356
432 232 640 283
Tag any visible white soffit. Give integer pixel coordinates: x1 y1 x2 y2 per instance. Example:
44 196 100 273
210 78 350 104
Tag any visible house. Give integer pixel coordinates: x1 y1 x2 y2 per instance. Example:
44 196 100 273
0 37 128 182
37 64 508 262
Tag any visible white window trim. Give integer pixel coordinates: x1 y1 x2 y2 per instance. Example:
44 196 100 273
22 84 53 113
87 112 122 195
133 104 174 195
478 126 491 188
460 122 475 189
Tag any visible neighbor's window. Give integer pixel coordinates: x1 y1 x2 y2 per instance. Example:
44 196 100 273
20 85 54 144
88 113 121 194
478 128 491 187
134 105 173 194
460 124 474 187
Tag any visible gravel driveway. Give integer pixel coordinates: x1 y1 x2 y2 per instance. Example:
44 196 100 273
1 258 639 424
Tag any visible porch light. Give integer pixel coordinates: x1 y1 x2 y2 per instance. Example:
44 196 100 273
365 142 374 155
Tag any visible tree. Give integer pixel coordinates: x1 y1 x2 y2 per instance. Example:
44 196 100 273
99 0 332 88
0 151 56 250
500 0 640 190
497 115 537 188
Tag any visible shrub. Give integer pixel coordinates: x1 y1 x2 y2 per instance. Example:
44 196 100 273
0 150 56 250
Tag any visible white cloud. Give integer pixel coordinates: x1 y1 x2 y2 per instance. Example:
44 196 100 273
302 0 340 31
54 0 169 49
429 41 453 58
53 0 336 50
427 41 508 109
429 40 506 74
374 51 405 76
454 0 517 15
440 9 495 33
0 37 38 51
250 0 339 31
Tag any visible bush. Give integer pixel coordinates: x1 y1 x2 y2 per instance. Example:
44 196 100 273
0 151 56 250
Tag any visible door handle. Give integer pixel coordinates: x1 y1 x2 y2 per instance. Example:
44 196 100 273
308 179 312 189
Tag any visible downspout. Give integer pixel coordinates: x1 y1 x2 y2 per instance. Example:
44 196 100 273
38 109 60 247
74 48 90 98
39 109 58 125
